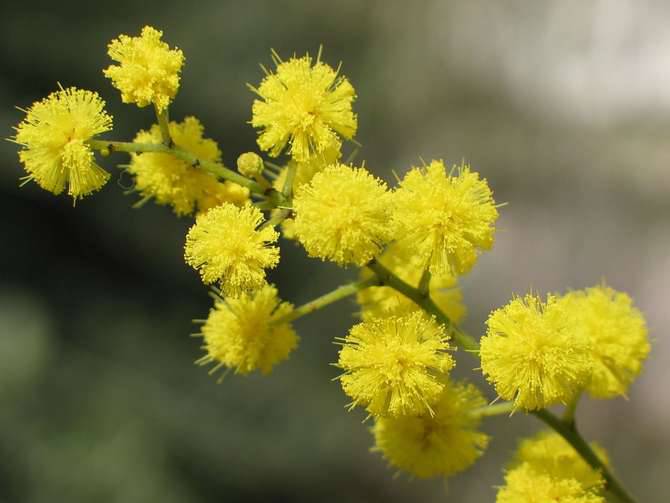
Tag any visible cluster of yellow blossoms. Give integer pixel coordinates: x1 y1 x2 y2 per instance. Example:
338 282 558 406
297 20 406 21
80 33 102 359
10 25 651 502
498 431 610 502
481 286 649 411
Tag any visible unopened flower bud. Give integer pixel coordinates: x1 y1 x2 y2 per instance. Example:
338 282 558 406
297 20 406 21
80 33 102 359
237 152 264 177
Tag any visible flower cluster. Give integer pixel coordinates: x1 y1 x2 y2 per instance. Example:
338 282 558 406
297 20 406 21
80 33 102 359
184 203 279 295
129 117 248 215
481 285 649 411
12 86 113 200
250 50 357 162
197 285 298 376
372 380 489 478
104 26 184 112
497 431 609 502
392 160 499 276
10 26 653 500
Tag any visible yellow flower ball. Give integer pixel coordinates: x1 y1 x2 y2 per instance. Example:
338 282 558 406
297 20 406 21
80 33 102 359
128 117 248 216
497 463 604 503
198 284 298 376
512 431 609 492
336 312 454 418
184 203 279 295
13 86 113 200
560 285 650 398
293 163 392 266
480 293 592 411
391 160 498 277
372 380 489 479
357 244 466 323
250 51 357 162
104 26 184 112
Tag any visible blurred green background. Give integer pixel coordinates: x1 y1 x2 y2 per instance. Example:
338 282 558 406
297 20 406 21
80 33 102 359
1 1 668 501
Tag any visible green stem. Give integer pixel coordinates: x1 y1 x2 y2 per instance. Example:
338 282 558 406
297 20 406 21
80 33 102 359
154 104 173 147
276 276 379 324
282 162 297 198
258 208 291 230
470 401 514 419
89 140 287 203
562 391 581 428
532 409 636 503
366 259 479 353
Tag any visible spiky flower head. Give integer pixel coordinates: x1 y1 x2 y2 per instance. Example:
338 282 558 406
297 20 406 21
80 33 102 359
391 160 498 277
512 431 609 492
184 203 280 295
560 285 650 398
198 284 298 376
104 26 184 112
128 117 248 215
480 293 592 411
250 50 357 162
497 463 604 503
336 312 454 418
12 86 113 200
357 244 466 323
372 380 489 479
293 163 392 266
236 152 264 177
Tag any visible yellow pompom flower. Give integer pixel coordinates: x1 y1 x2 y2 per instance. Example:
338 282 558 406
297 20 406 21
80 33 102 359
372 380 489 479
391 160 498 277
12 86 113 199
480 293 592 411
104 26 184 112
336 312 454 418
197 284 298 376
293 163 392 266
128 117 248 216
497 463 604 503
249 50 357 162
512 431 608 492
184 203 280 295
560 285 650 398
357 244 466 323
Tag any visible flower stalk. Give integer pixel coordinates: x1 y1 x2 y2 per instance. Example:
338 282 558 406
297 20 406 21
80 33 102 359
533 408 636 503
275 276 380 325
366 258 479 353
88 139 287 206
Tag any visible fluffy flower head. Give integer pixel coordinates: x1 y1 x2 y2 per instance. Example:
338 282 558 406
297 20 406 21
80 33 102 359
357 244 466 323
13 86 112 199
184 203 279 295
293 163 392 266
336 312 454 418
480 293 592 411
497 463 604 503
391 160 498 276
250 50 357 162
129 117 248 215
560 285 649 398
373 380 489 478
198 285 298 376
104 26 184 112
512 431 608 491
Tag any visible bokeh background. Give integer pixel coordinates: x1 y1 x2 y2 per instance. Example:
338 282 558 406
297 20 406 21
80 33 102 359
1 1 668 501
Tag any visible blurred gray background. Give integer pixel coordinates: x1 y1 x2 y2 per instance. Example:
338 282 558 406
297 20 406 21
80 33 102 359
1 1 668 501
